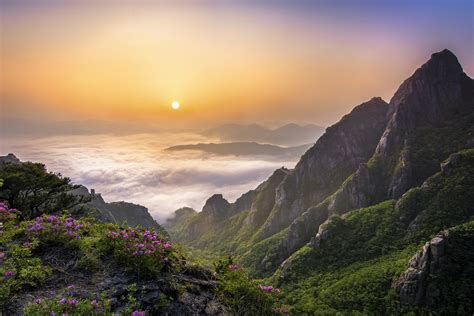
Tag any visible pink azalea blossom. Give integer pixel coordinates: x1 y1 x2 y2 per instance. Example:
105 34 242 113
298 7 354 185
67 299 78 306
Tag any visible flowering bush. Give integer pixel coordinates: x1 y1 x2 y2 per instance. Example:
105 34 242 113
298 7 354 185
107 227 179 276
213 256 287 315
24 214 88 241
258 284 281 294
0 202 18 225
23 290 111 316
0 242 51 303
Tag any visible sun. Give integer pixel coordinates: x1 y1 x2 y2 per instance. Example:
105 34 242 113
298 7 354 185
171 101 180 110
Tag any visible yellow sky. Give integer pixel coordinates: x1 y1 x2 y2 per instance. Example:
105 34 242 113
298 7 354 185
1 2 472 126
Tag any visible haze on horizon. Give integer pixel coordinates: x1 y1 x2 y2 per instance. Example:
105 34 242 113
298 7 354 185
1 0 473 130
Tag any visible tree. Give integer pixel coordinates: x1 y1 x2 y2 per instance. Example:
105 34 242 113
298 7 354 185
0 162 88 219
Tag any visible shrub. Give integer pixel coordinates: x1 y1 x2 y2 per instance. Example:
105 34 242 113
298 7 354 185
106 227 181 276
23 291 111 316
213 257 287 315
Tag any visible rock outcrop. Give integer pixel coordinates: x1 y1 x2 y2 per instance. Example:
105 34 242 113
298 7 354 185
258 97 389 240
325 49 474 218
72 186 165 233
4 233 228 315
394 224 474 310
0 153 21 164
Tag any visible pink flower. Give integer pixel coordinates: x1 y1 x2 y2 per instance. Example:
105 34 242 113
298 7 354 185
0 252 6 259
258 285 276 293
67 284 75 290
67 299 78 306
132 311 146 316
4 271 15 277
164 242 172 249
47 215 58 222
272 306 289 314
59 298 67 304
91 299 99 307
34 298 42 304
228 263 240 271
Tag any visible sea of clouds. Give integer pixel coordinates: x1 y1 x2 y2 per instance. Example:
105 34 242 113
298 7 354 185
2 132 299 223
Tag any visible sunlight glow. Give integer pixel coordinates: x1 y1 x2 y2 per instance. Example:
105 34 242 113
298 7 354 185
171 101 180 110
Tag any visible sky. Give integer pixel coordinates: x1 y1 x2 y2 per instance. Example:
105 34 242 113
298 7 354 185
1 0 472 128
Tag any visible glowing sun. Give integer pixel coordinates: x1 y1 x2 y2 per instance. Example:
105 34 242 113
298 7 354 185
171 101 180 110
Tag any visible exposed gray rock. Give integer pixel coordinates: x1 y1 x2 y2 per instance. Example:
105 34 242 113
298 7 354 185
258 97 390 241
0 153 21 164
380 49 473 198
71 186 164 232
394 226 473 309
5 247 229 315
243 168 289 229
309 49 474 229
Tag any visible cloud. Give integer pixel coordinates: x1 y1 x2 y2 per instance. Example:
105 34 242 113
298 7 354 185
2 132 298 223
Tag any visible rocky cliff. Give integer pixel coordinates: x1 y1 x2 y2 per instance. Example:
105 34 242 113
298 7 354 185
259 49 474 272
0 153 21 164
257 97 389 241
71 186 165 233
394 222 474 312
274 148 474 314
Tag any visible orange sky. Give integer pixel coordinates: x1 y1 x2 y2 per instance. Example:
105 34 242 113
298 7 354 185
1 1 472 127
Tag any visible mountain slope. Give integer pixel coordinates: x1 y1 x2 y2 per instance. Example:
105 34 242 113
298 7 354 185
167 49 474 282
237 49 474 276
275 149 474 314
166 97 389 264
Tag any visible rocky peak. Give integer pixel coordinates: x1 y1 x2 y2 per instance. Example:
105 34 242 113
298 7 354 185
372 49 474 198
378 49 471 156
201 194 231 219
174 207 197 219
257 97 389 240
394 223 474 309
0 153 21 164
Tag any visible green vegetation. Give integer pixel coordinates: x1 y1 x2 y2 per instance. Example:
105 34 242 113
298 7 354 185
213 256 287 315
0 163 285 315
23 292 112 316
0 162 88 219
273 150 474 314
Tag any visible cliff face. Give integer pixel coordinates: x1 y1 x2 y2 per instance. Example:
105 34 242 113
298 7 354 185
257 97 389 240
0 153 21 164
72 186 165 233
394 224 474 311
275 149 474 314
166 167 290 247
379 49 474 198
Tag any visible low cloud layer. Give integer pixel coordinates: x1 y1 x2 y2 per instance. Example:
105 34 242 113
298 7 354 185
2 132 299 223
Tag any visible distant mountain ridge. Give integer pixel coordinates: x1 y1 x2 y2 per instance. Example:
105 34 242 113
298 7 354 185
165 142 312 158
202 123 325 146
